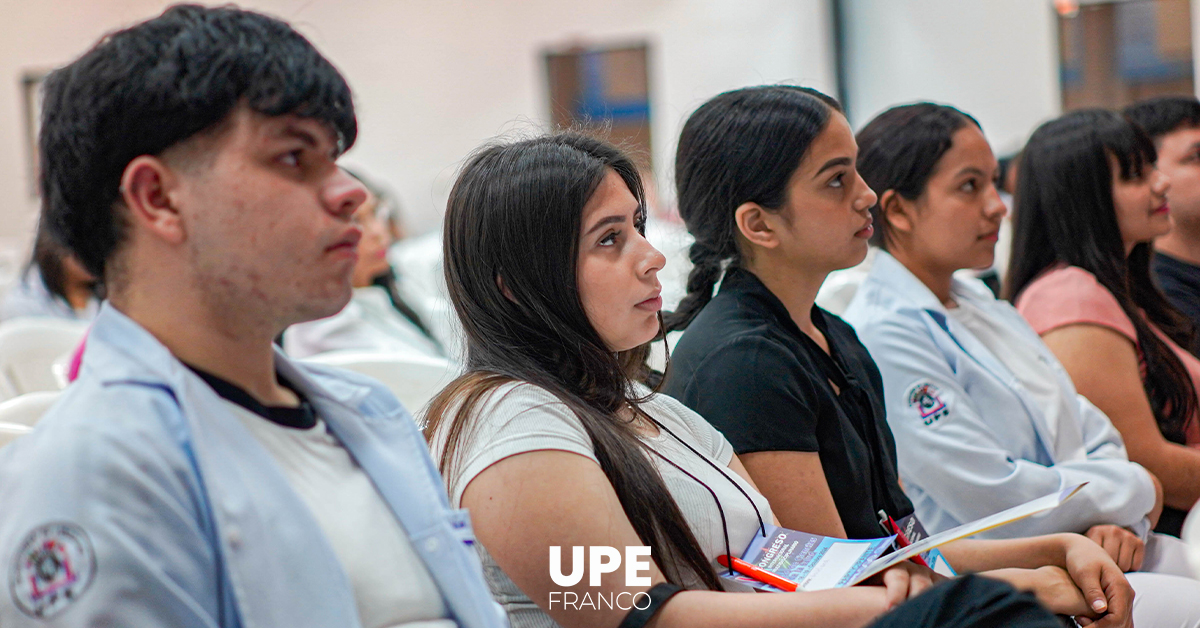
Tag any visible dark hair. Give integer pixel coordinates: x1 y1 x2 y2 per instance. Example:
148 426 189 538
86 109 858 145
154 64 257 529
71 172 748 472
40 4 357 280
665 85 841 332
424 132 720 590
26 218 102 306
1124 96 1200 140
855 103 982 249
1008 109 1196 443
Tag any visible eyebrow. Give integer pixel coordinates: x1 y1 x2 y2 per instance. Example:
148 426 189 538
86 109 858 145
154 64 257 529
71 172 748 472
585 215 627 235
955 166 989 178
813 157 852 178
279 123 340 157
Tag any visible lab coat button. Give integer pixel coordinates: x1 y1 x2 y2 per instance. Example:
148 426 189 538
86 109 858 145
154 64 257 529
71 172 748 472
424 537 440 553
228 528 242 549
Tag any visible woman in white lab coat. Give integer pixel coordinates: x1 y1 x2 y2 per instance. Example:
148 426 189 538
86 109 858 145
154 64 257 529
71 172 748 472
842 103 1188 579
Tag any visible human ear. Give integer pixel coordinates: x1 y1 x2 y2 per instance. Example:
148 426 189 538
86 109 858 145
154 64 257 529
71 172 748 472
119 156 186 245
878 189 916 239
734 202 780 250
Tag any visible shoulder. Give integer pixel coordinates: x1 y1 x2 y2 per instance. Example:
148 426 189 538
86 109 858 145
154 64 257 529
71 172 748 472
669 331 806 398
1016 266 1135 339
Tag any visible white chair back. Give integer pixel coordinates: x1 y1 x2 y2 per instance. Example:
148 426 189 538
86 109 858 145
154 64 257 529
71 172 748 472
0 318 88 400
303 351 461 419
0 391 60 427
0 422 33 450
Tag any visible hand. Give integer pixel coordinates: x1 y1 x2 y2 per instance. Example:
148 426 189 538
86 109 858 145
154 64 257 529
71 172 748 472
872 561 937 609
1020 566 1092 617
1062 533 1134 628
1085 525 1145 572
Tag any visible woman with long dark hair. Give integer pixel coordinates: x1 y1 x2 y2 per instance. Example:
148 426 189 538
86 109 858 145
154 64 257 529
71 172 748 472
424 132 1061 628
839 103 1200 623
1010 110 1200 537
661 85 1136 626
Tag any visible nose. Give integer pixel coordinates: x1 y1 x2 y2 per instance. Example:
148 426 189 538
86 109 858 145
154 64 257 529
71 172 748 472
854 172 878 212
324 168 369 220
637 233 667 278
1154 168 1171 197
986 183 1008 220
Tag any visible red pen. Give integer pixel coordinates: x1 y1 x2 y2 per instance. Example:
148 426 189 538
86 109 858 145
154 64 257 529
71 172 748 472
878 510 931 568
717 555 799 592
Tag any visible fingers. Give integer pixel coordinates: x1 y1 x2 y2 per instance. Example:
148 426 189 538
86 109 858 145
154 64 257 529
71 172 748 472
1117 540 1135 573
907 568 934 599
881 566 910 609
1099 568 1135 628
1130 539 1145 572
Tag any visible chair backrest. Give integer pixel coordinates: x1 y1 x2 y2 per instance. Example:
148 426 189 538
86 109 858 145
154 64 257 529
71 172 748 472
0 318 89 400
0 391 61 427
302 351 462 419
0 422 33 450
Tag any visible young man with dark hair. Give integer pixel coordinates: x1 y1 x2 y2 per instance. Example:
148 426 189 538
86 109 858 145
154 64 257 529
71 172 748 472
0 6 505 627
1125 96 1200 349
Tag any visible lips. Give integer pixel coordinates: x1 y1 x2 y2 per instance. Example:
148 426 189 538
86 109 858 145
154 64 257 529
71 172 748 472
326 227 363 253
636 288 663 311
979 230 1000 242
854 218 874 239
1152 202 1170 215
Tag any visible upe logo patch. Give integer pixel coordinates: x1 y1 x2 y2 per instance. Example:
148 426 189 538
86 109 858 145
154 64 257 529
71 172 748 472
907 382 949 426
9 522 96 618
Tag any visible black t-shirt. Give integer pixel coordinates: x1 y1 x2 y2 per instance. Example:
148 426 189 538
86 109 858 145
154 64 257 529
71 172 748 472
186 364 318 429
1153 251 1200 355
662 267 913 539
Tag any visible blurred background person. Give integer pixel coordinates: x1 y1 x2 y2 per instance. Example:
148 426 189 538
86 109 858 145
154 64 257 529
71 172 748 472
1125 96 1200 354
284 169 444 359
1 221 100 321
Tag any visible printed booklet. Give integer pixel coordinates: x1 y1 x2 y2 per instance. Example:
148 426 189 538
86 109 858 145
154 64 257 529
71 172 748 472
720 483 1086 592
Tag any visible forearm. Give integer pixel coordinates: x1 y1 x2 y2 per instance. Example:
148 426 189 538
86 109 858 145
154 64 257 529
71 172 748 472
1129 441 1200 510
653 588 887 628
941 534 1074 572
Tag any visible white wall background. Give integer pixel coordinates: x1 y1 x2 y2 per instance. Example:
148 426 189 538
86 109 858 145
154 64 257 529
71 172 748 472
0 0 837 257
841 0 1064 155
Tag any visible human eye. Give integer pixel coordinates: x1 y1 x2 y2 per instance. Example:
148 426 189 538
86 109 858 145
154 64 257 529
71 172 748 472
960 179 978 193
828 172 845 189
278 149 302 168
599 230 620 247
634 209 647 233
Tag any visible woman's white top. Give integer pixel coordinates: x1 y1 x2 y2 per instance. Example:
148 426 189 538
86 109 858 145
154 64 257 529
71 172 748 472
428 382 774 628
284 286 443 359
229 401 455 628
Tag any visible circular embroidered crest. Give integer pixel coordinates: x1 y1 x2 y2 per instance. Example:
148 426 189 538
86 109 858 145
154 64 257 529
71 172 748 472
9 522 96 618
907 381 950 425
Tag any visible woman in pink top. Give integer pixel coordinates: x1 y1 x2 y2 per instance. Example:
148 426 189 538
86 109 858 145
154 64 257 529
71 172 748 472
1010 109 1200 536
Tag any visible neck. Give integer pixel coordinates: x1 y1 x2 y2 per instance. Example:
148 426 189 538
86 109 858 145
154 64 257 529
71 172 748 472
742 254 827 343
110 271 291 406
1156 225 1200 266
886 246 955 305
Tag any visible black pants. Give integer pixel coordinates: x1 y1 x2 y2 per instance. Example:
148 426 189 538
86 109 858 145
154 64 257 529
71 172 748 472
868 575 1062 628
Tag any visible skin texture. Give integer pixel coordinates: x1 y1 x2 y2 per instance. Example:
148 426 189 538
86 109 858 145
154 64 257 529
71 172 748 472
728 116 1134 626
459 168 934 628
1154 126 1200 264
576 171 666 353
1111 161 1171 255
881 125 1006 305
112 103 367 405
350 192 396 288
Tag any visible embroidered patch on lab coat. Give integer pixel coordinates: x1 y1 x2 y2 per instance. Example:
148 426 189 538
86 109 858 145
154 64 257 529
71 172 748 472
907 382 950 426
9 522 96 618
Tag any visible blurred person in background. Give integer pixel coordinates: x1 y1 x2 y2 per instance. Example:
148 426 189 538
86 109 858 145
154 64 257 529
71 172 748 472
1010 109 1200 538
1125 96 1200 354
1 220 101 321
284 168 444 359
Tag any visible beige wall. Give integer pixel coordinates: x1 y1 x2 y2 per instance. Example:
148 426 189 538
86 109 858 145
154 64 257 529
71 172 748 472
0 0 837 258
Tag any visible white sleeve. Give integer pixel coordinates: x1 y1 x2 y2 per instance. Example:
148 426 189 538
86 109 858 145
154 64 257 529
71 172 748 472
436 384 598 507
859 315 1156 536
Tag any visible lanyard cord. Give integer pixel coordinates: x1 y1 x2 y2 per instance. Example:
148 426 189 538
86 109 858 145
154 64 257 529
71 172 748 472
632 405 768 576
